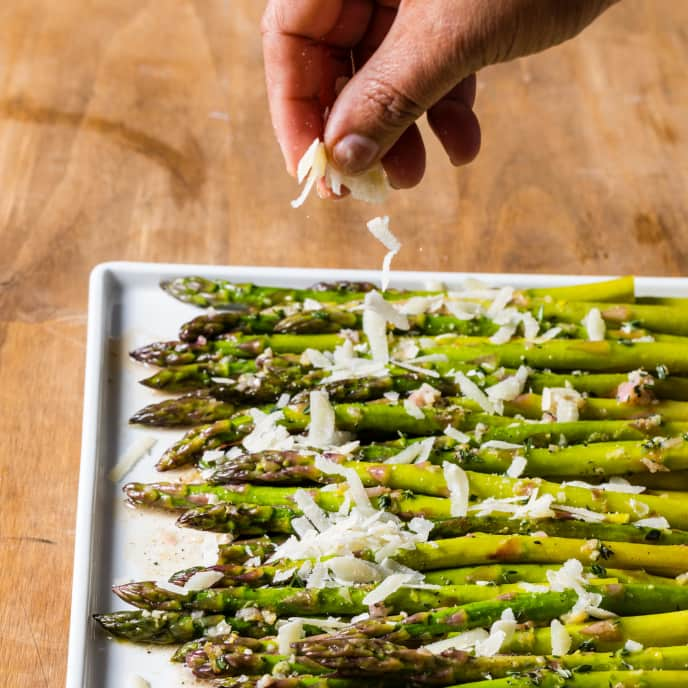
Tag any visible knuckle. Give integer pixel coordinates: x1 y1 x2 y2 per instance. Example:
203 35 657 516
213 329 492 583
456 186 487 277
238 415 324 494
360 77 425 131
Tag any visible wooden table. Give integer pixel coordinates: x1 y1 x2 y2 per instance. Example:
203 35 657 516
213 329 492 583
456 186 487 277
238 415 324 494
0 1 686 685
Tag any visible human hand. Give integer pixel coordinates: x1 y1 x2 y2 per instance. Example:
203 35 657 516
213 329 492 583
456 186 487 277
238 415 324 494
262 0 619 191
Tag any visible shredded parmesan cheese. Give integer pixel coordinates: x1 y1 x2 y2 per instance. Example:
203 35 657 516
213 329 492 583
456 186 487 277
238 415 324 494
364 290 409 330
109 435 157 482
582 308 606 341
625 639 644 652
403 397 425 420
384 438 435 465
455 372 496 414
550 619 572 656
423 629 490 654
445 426 471 444
277 619 305 655
183 570 225 591
443 462 470 517
307 391 337 448
485 366 531 413
633 516 670 530
362 573 413 605
506 455 528 478
366 216 400 291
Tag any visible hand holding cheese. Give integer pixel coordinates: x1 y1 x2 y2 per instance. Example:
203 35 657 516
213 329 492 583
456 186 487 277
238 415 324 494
262 0 619 190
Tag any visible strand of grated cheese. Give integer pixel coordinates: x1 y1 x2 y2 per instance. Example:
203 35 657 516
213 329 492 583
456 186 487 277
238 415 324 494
550 619 572 656
443 462 470 517
366 216 400 292
582 307 606 341
109 435 157 482
455 372 496 414
307 390 337 448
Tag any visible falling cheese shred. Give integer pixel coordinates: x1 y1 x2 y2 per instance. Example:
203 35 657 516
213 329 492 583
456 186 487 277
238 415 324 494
367 216 401 291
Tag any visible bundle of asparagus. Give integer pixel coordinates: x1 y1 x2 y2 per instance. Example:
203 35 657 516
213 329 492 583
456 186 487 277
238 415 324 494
96 275 688 688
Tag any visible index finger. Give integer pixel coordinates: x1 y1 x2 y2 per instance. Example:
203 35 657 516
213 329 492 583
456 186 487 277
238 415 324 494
261 0 374 175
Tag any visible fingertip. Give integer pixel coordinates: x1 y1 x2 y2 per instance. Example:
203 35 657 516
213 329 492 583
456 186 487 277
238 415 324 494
427 101 481 166
381 124 426 189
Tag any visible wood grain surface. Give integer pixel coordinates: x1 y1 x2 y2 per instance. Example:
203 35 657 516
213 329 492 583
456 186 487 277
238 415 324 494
0 1 686 685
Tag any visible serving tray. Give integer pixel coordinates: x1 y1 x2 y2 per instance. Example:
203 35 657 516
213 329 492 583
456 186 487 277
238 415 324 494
65 262 688 687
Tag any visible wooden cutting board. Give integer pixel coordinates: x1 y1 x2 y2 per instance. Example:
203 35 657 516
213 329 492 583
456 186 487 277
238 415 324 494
0 1 686 685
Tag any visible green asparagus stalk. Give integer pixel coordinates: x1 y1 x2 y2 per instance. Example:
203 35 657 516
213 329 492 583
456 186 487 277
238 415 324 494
186 644 328 679
155 402 470 470
296 641 688 681
395 533 688 577
206 455 688 529
534 298 688 337
112 580 539 616
208 439 688 483
93 609 331 644
161 276 635 310
157 397 688 469
179 307 359 340
129 387 688 428
214 678 362 688
124 479 688 573
162 277 387 309
178 499 688 547
167 560 673 590
93 610 230 644
423 337 688 374
455 670 688 688
424 564 674 586
505 609 688 654
116 580 688 620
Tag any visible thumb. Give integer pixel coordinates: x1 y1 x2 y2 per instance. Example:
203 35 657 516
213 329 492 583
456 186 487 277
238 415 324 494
324 3 472 174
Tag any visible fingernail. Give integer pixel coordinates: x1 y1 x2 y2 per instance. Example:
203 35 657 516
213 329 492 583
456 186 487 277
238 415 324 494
333 134 380 174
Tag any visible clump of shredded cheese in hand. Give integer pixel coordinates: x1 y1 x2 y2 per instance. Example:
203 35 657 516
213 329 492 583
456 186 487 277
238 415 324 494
292 138 390 208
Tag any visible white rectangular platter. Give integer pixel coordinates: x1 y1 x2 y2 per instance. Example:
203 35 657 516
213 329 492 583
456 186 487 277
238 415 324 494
65 261 688 688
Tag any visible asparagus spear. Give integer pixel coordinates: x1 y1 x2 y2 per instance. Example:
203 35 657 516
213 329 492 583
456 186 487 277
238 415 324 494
185 644 327 679
112 581 540 616
215 678 362 688
123 479 688 573
208 439 688 483
155 402 471 470
161 276 635 310
157 397 688 469
423 337 688 374
534 298 688 337
504 609 688 654
170 631 277 661
179 307 359 340
93 610 231 644
161 277 392 309
167 560 673 590
456 670 688 688
294 641 688 681
394 533 688 577
204 455 688 529
178 499 688 547
424 564 674 586
116 580 688 620
129 388 688 428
